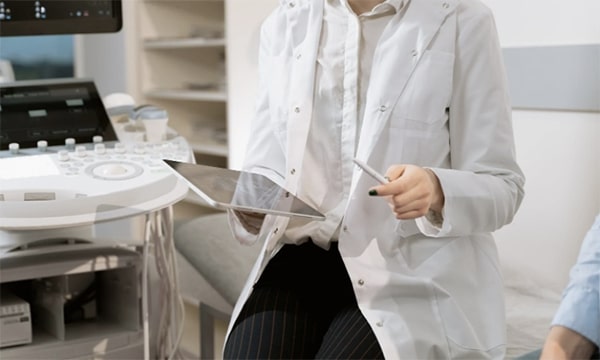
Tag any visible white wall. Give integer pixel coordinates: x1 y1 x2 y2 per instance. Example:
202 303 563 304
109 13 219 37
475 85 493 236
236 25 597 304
482 0 600 293
74 0 137 99
226 0 278 169
483 0 600 47
74 29 127 98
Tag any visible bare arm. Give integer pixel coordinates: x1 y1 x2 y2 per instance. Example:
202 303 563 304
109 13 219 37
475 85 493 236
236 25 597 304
540 326 597 360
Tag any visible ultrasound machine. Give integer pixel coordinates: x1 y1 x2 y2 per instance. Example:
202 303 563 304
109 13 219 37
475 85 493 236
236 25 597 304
0 2 191 359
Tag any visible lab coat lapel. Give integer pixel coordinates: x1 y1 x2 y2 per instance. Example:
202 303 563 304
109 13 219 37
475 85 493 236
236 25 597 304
355 0 457 164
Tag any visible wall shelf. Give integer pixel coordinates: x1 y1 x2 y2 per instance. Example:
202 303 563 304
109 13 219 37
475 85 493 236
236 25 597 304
144 38 226 49
131 0 229 169
144 89 227 102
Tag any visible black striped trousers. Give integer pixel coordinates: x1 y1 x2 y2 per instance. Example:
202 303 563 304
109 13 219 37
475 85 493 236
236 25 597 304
223 241 384 360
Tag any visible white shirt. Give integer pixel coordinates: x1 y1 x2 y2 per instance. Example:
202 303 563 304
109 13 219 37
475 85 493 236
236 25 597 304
283 0 404 248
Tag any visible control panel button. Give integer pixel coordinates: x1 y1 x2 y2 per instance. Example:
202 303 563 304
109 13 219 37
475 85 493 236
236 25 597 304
37 140 48 152
114 143 126 154
8 143 19 154
94 143 106 155
65 138 76 150
58 150 69 161
75 145 87 157
93 135 103 144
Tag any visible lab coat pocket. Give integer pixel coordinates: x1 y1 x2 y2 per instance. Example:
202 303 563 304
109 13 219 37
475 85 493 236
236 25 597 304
394 50 454 127
397 233 453 270
422 238 505 355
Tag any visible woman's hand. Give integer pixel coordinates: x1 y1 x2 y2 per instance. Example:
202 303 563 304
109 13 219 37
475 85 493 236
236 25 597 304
368 165 444 220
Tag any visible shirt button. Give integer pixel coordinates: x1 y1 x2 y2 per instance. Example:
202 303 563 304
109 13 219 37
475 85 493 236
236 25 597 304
294 106 300 113
296 53 302 60
411 49 418 57
290 168 296 175
358 279 365 286
289 2 295 8
379 105 387 112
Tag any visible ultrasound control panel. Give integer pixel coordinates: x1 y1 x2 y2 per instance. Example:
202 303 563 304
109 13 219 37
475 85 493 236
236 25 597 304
0 78 117 151
0 79 193 230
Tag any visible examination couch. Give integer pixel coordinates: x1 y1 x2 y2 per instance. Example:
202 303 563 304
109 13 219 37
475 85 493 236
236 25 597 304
174 212 262 359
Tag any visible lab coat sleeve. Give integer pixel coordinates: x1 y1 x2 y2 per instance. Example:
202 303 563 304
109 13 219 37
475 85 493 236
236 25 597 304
422 5 525 237
228 10 287 244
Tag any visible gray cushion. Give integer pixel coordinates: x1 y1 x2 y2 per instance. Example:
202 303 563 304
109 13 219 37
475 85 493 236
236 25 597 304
174 213 262 306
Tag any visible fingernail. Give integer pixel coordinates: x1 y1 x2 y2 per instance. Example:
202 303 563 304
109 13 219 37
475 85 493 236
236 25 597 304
368 189 378 196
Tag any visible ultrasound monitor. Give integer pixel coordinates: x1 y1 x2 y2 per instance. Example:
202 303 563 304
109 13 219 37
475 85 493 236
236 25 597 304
0 0 122 36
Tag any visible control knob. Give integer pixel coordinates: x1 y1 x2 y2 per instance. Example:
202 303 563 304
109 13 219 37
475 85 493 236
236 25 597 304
65 138 76 150
75 145 87 157
114 143 126 154
8 143 19 155
94 143 106 155
58 150 69 162
37 140 48 152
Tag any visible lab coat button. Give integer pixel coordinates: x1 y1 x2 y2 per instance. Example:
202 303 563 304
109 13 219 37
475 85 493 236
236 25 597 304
294 106 300 113
274 228 279 234
411 49 418 57
378 105 387 112
289 2 295 8
376 321 383 327
296 53 302 60
343 225 348 232
442 2 449 8
290 168 296 175
358 279 365 286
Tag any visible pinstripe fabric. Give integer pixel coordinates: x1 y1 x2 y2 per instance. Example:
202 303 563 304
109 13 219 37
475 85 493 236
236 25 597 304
223 241 384 359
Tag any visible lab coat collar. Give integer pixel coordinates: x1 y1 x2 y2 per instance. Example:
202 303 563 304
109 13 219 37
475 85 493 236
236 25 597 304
280 0 306 8
386 0 406 12
339 0 406 14
280 0 406 12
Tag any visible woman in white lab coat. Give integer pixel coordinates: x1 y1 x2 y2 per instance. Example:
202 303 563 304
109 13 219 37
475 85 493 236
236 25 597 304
224 0 525 358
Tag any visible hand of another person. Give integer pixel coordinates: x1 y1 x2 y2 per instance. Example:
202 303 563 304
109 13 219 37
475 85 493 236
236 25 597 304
369 165 444 220
540 326 597 360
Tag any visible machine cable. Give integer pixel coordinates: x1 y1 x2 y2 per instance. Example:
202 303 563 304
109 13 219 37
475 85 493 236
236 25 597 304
148 207 185 360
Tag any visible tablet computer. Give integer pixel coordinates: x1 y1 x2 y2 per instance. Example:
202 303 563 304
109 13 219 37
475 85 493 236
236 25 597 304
164 160 325 220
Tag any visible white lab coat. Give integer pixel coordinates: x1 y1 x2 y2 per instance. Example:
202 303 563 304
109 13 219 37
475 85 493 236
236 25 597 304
227 0 525 358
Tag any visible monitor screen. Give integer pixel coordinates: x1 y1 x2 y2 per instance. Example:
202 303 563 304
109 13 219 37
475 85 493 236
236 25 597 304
0 0 122 36
0 78 118 150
